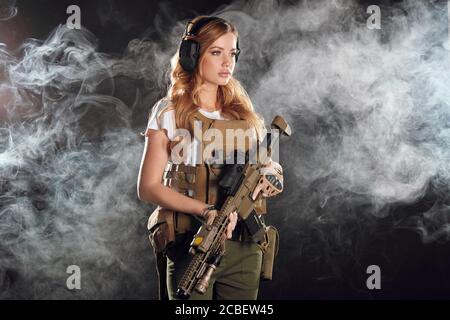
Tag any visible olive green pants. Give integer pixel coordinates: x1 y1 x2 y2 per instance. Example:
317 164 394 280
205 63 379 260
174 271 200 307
166 237 262 300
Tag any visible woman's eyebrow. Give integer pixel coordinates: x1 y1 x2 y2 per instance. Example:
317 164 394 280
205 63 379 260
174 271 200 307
209 46 237 51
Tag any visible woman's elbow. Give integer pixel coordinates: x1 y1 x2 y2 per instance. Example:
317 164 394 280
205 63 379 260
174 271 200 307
137 182 159 203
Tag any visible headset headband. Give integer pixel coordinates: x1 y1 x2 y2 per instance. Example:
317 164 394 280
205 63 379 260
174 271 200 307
185 17 221 38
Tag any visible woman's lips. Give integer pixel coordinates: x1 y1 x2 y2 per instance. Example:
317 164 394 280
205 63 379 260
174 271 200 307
219 73 231 78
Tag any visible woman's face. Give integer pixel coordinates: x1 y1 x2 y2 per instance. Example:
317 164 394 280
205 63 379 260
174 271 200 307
199 32 238 87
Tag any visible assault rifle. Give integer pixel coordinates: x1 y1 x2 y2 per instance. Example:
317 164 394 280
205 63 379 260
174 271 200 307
176 116 291 300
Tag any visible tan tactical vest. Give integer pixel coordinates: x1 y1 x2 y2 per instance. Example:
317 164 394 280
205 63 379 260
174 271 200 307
160 109 267 237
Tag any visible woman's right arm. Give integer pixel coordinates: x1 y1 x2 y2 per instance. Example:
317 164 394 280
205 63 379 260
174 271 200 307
137 129 208 217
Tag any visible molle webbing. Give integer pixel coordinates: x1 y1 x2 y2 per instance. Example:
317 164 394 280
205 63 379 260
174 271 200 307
163 163 224 205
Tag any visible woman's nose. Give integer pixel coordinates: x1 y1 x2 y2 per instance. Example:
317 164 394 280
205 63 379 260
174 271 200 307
223 54 232 66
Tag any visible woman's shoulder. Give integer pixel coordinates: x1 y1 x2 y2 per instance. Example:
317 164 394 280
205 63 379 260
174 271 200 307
146 97 177 139
151 97 175 119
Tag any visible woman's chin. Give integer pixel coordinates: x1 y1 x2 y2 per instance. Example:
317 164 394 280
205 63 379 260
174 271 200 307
218 78 231 86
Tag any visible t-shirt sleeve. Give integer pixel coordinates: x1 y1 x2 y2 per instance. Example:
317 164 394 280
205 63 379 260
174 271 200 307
144 98 176 140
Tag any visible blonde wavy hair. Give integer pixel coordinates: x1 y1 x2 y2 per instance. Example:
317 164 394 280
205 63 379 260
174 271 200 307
163 15 265 139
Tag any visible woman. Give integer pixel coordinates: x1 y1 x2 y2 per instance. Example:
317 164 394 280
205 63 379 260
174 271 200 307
137 16 282 300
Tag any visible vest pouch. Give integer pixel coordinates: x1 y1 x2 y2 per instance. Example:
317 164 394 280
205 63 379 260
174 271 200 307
260 225 279 280
147 208 176 253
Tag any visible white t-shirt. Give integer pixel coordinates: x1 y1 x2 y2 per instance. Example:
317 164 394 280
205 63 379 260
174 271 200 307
146 99 232 166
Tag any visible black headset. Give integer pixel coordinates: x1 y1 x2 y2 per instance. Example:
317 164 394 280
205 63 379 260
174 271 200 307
179 16 241 73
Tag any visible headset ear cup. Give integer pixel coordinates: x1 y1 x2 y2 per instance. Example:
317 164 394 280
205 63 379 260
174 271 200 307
179 39 200 73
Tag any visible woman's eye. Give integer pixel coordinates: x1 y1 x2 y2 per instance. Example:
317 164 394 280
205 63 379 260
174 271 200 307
212 51 221 56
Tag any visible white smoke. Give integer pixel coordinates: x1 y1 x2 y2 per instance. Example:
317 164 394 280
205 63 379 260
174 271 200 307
218 0 450 241
0 0 17 21
0 25 166 299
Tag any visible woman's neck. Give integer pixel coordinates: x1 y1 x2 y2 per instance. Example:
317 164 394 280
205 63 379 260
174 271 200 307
198 83 220 112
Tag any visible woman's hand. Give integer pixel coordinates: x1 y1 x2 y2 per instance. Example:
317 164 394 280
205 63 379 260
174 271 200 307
203 209 238 239
258 160 284 197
